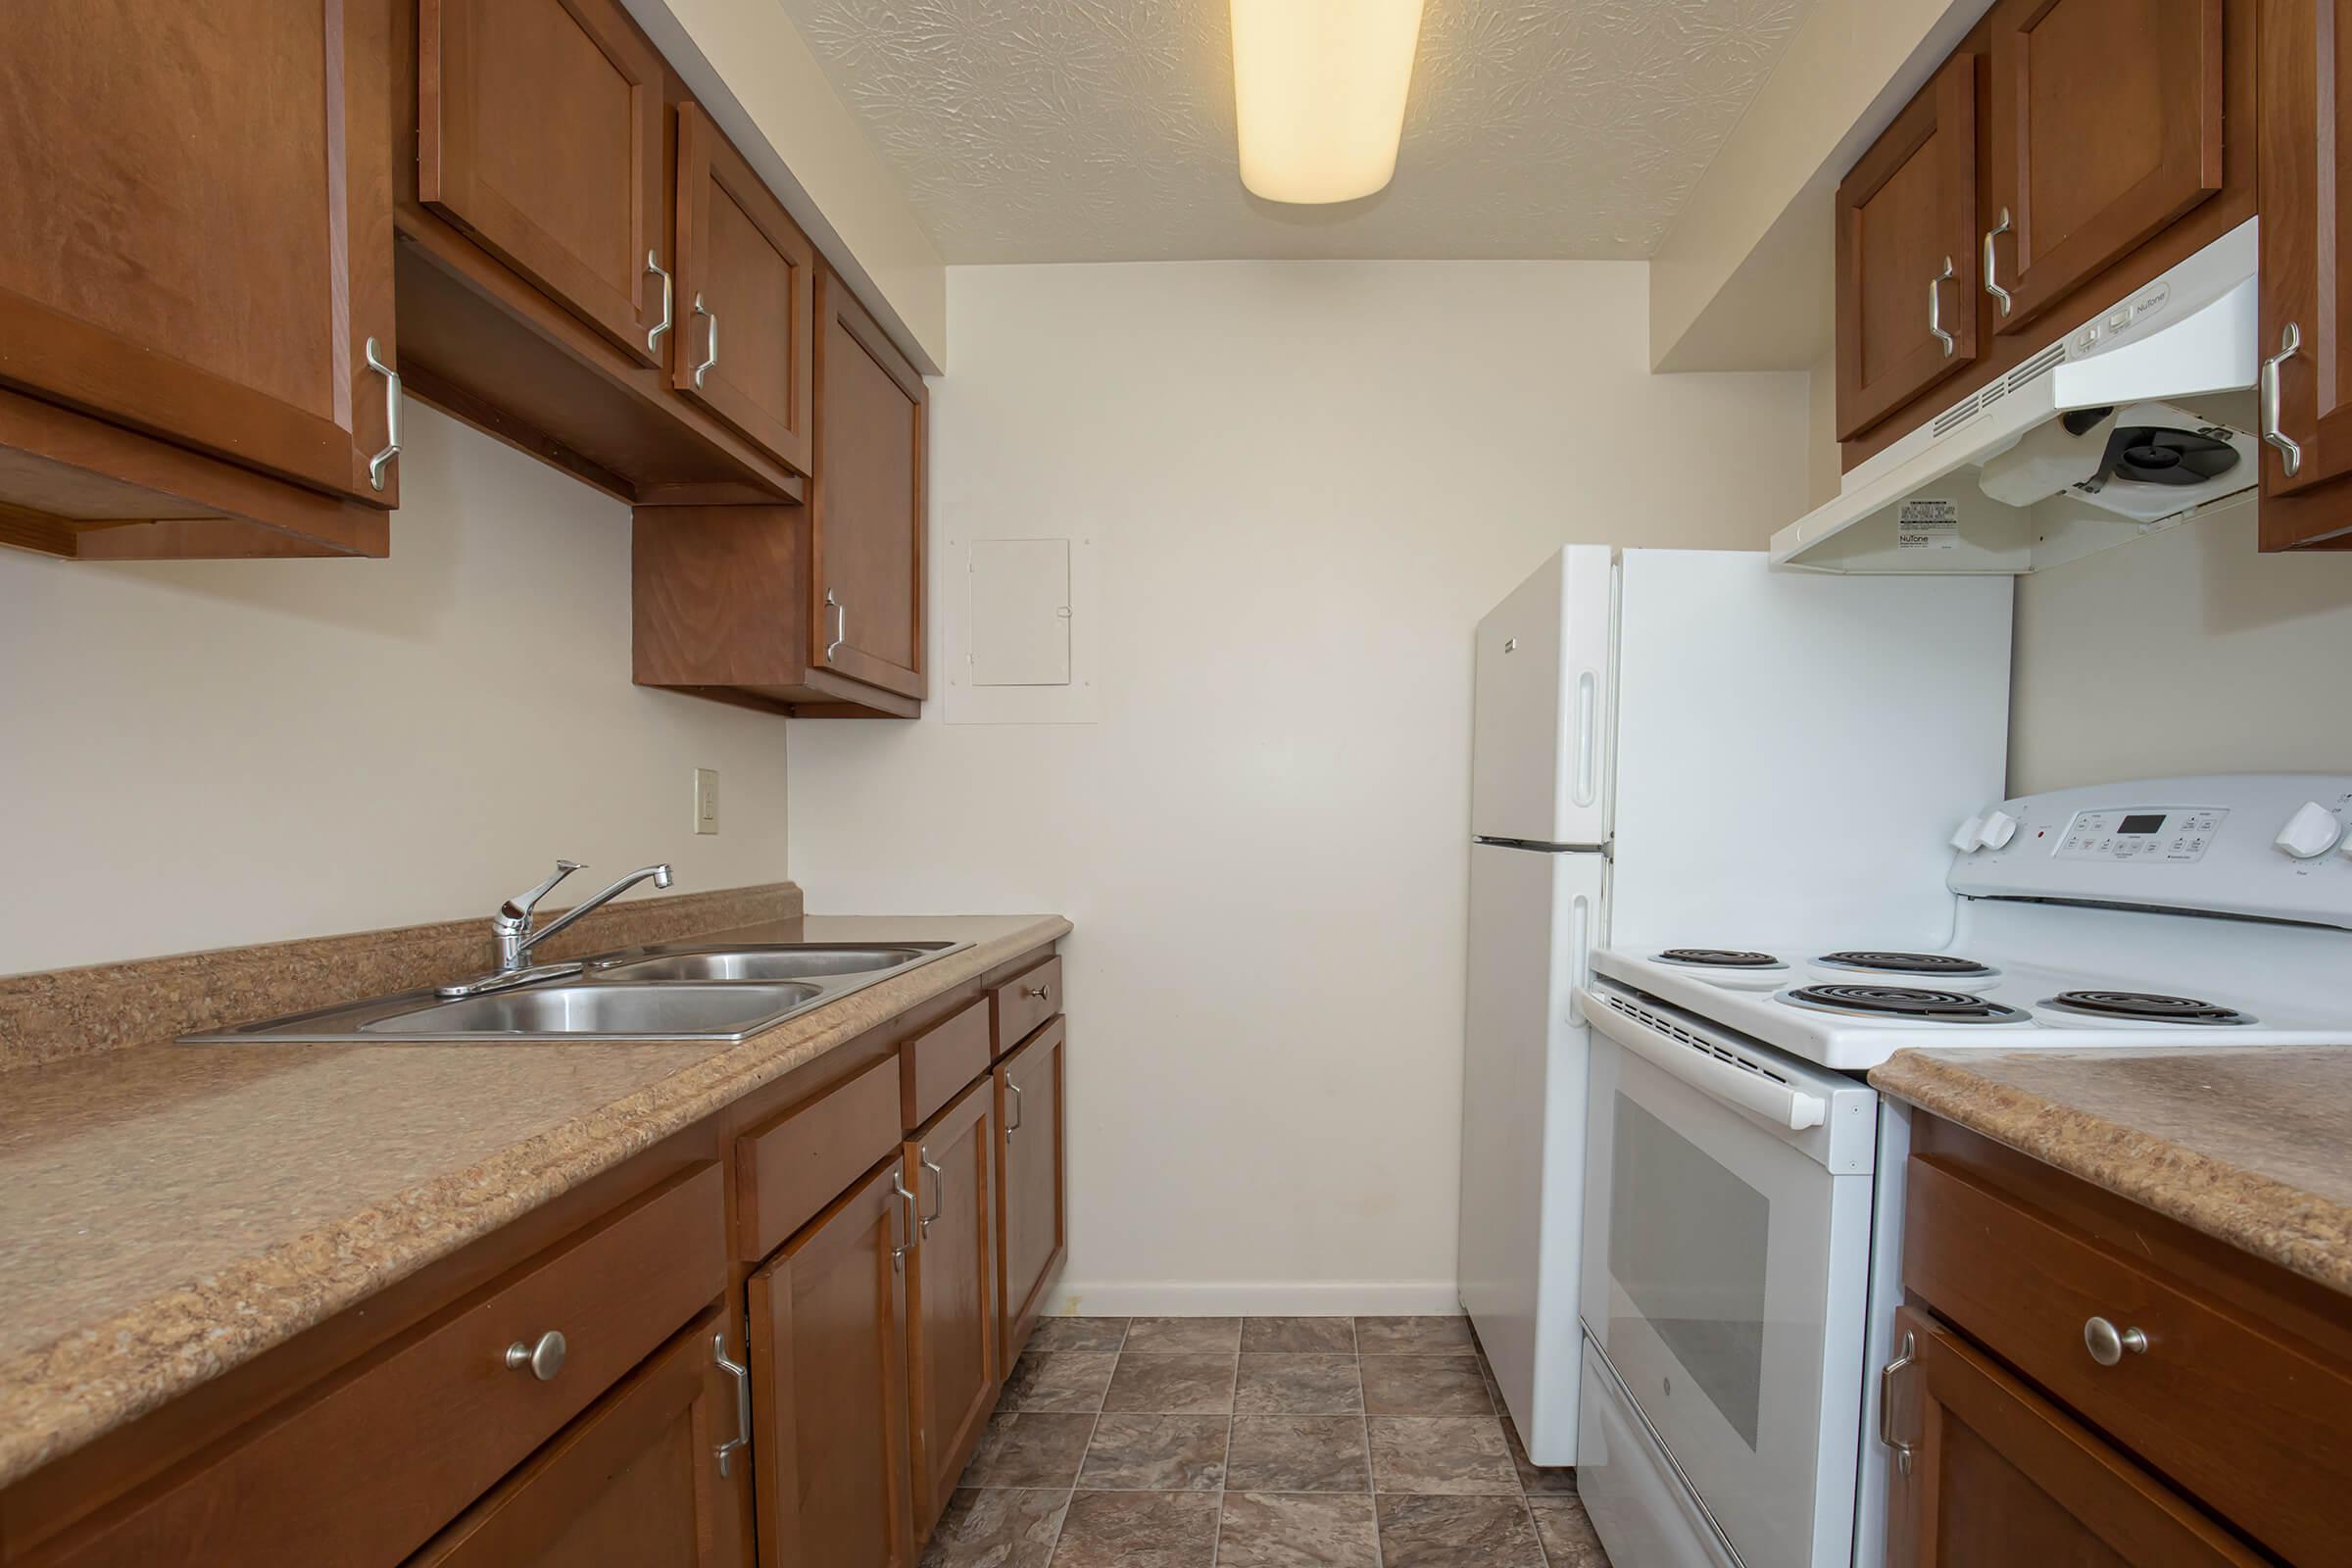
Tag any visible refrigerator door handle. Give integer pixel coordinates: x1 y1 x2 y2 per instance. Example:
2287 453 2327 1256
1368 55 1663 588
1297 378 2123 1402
1572 670 1600 808
1565 893 1593 1025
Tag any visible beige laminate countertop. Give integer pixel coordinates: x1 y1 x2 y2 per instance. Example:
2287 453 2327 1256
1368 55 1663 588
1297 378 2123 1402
0 912 1068 1489
1871 1046 2352 1298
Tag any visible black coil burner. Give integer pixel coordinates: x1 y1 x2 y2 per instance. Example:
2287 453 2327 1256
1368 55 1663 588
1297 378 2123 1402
1656 949 1783 968
1782 984 2031 1024
1815 951 1992 977
2041 991 2254 1026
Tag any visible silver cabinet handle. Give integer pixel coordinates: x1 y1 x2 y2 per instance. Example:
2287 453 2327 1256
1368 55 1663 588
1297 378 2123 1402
1022 982 1051 1002
2262 321 2304 478
691 292 718 388
1878 1329 1918 1477
364 336 400 492
1983 208 2013 318
1005 1079 1025 1135
1928 257 1956 359
504 1329 567 1381
645 252 672 356
2083 1316 2148 1367
824 589 847 662
712 1332 752 1477
919 1149 945 1239
890 1169 918 1268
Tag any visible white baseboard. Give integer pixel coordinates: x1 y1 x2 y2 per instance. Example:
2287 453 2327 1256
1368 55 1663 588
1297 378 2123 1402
1042 1278 1463 1317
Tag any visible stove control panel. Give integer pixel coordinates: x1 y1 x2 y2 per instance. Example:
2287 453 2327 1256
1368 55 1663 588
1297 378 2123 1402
1949 774 2352 930
2055 807 2227 861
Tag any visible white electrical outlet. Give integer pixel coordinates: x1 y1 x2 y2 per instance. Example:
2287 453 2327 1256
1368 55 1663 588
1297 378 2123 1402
694 767 719 835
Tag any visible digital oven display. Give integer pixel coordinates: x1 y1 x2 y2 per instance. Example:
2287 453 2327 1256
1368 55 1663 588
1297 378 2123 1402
2115 813 2167 835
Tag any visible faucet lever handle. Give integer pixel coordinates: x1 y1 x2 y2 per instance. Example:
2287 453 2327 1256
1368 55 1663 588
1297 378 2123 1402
502 859 585 922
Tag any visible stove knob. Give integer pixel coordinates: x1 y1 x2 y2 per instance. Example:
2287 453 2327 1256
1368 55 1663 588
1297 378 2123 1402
1949 814 1986 853
1979 810 2019 850
2274 800 2342 860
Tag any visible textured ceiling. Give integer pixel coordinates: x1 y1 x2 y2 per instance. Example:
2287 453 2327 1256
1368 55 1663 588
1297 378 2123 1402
777 0 1815 263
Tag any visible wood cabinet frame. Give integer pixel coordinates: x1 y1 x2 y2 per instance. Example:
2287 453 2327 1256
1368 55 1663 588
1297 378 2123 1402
418 0 667 365
1835 52 1980 439
1986 0 2225 333
671 105 816 477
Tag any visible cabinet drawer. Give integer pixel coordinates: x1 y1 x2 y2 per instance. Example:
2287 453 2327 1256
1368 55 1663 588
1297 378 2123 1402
45 1163 726 1567
1903 1154 2352 1566
905 997 992 1129
736 1053 902 1262
991 956 1061 1055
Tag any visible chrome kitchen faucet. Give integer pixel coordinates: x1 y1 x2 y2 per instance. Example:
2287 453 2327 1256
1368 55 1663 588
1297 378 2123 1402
437 859 674 999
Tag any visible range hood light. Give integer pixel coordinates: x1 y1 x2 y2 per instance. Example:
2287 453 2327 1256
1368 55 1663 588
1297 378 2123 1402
1230 0 1425 204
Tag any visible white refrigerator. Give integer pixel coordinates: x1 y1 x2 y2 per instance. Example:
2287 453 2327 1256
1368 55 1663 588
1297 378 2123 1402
1456 547 2011 1465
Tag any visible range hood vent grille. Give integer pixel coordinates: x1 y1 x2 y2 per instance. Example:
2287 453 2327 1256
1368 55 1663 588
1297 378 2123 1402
2007 341 2067 395
1931 395 1982 439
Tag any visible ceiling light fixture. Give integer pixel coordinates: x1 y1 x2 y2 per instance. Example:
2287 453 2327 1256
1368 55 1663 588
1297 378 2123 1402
1230 0 1426 205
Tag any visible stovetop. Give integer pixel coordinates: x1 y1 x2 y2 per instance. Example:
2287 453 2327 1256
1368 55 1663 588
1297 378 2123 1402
1590 922 2345 1072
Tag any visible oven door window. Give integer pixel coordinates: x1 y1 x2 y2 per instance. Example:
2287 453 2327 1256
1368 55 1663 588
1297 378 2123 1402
1609 1097 1770 1447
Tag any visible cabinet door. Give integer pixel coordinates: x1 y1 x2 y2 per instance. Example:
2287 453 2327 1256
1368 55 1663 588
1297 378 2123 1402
996 1018 1068 1365
1883 1306 2264 1568
1835 53 1980 440
1984 0 2224 334
906 1081 1000 1538
672 104 816 476
408 1308 752 1568
2255 0 2352 548
419 0 667 367
809 269 928 702
0 0 399 504
747 1162 917 1568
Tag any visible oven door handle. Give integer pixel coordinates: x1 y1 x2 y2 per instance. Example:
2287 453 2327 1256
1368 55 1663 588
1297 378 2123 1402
1579 988 1827 1132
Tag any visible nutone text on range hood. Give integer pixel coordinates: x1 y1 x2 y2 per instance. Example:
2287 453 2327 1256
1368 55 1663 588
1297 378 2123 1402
1773 220 2262 574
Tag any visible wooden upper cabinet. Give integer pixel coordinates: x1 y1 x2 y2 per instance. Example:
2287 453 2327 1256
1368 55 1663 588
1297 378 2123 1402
1884 1307 2266 1568
905 1084 999 1538
0 0 399 507
2255 0 2352 549
810 269 929 701
997 1018 1067 1367
747 1161 917 1568
418 0 667 367
673 104 816 476
1984 0 2224 334
1835 53 1980 441
409 1310 753 1568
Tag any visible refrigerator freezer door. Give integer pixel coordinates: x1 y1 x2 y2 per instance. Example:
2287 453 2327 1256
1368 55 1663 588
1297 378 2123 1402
1457 841 1604 1465
1472 546 1614 847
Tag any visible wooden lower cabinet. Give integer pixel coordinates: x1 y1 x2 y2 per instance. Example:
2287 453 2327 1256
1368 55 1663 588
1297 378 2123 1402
1884 1305 2263 1568
745 1160 918 1568
905 1081 1001 1536
996 1018 1068 1365
409 1307 753 1568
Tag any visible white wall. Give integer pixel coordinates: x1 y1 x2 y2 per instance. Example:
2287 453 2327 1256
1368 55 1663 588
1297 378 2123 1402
2009 496 2352 793
788 261 1811 1313
0 406 791 976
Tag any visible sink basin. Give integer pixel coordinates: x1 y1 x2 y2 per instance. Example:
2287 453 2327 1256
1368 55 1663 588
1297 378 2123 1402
361 982 820 1038
589 944 940 982
178 937 972 1044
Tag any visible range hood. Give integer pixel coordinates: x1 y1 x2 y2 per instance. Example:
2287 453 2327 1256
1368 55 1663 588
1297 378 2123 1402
1773 220 2260 573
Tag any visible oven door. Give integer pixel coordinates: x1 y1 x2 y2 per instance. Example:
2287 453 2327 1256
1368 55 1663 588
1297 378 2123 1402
1576 985 1876 1568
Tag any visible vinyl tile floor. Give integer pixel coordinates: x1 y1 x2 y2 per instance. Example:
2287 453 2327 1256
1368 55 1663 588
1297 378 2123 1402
922 1316 1609 1568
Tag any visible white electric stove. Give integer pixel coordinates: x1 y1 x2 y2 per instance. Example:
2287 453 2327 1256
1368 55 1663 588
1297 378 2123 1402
1567 774 2352 1568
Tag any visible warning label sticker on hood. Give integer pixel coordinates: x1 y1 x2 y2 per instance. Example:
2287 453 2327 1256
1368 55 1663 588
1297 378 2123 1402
1895 498 1958 550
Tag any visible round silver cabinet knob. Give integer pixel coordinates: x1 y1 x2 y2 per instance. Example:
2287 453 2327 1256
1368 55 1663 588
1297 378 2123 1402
2082 1316 2147 1367
505 1329 567 1381
1023 983 1051 1001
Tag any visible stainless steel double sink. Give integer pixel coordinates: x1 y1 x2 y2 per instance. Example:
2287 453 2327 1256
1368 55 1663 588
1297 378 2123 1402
180 941 969 1044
